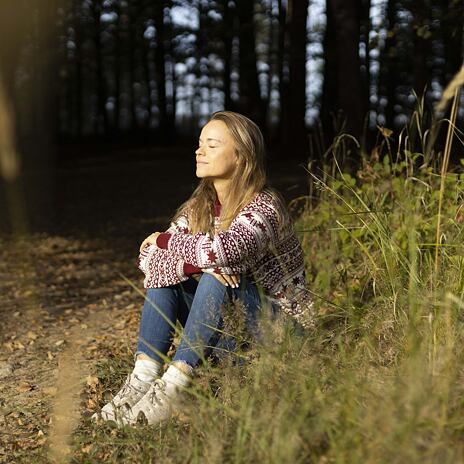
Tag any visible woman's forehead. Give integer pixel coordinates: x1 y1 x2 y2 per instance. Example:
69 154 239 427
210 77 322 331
200 120 230 141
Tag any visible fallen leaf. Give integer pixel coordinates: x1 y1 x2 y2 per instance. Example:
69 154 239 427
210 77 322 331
86 376 99 389
54 340 65 347
17 382 33 393
26 331 38 340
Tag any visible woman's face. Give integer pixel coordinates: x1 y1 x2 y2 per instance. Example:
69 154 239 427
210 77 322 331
195 120 238 181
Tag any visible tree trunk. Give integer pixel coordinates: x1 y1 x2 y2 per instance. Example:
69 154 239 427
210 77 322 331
74 0 83 137
277 0 288 147
322 0 364 140
409 0 431 96
128 2 138 131
113 0 122 132
222 0 233 111
284 0 309 156
442 0 463 85
236 0 265 128
154 0 168 137
92 0 109 135
165 3 176 137
360 0 371 138
382 0 397 128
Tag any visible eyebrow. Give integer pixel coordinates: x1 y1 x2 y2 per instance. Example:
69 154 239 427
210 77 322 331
198 137 224 143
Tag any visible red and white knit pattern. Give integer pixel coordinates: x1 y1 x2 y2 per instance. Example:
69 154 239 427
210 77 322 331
137 190 315 328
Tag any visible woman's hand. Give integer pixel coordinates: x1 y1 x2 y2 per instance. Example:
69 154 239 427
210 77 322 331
204 270 241 288
139 232 161 252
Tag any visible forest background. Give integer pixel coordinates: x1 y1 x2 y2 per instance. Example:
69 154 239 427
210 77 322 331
0 0 463 231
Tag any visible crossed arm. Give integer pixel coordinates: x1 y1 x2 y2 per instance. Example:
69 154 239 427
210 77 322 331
139 204 279 289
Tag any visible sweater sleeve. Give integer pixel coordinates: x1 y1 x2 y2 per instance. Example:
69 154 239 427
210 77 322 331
156 233 171 249
166 197 280 270
137 244 189 288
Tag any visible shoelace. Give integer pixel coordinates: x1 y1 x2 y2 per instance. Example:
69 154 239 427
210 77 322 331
117 374 134 398
147 379 167 407
118 374 149 399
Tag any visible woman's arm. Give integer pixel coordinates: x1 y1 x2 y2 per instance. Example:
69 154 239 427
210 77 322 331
165 201 280 269
138 244 189 288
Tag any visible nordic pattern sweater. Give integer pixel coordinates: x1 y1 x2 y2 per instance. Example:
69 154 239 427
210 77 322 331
137 190 315 329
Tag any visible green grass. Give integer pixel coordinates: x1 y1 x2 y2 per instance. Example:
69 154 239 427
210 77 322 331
71 106 464 463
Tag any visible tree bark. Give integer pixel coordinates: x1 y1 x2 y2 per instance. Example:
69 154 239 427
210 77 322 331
154 0 168 137
382 0 398 128
322 0 364 140
92 0 109 135
222 0 233 111
409 0 431 96
236 0 265 128
442 0 463 85
285 0 309 156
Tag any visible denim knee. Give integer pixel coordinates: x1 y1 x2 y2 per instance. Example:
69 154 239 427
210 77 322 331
198 272 226 287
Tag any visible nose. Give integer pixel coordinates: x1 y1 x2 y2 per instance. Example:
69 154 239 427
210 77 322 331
195 146 204 156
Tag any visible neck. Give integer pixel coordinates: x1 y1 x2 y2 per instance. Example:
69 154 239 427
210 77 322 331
213 178 231 204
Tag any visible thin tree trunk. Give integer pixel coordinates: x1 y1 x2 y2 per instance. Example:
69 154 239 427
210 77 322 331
165 3 176 137
409 0 431 96
285 0 309 155
128 2 138 131
322 0 364 140
442 0 463 84
360 0 371 137
383 0 397 128
113 0 121 132
74 0 83 137
92 0 109 135
277 0 289 148
321 0 337 143
236 0 265 128
154 0 168 136
222 0 233 110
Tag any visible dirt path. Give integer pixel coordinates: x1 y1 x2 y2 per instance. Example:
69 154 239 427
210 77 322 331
0 235 142 463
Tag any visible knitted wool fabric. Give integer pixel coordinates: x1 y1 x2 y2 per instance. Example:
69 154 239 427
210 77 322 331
137 190 315 329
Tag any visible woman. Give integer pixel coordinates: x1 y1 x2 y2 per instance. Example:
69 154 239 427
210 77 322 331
94 110 314 427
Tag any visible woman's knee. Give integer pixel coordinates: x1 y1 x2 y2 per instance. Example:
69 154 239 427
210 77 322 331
198 272 226 288
145 285 178 299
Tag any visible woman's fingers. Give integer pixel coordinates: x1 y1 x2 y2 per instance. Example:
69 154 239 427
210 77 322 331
206 271 240 288
139 233 161 252
222 274 240 288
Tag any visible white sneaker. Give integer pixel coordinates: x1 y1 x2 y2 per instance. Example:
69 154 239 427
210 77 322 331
92 373 151 424
122 378 179 425
122 364 192 426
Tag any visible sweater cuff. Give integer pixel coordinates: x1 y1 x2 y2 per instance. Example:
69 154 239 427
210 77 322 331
183 263 202 275
156 233 171 249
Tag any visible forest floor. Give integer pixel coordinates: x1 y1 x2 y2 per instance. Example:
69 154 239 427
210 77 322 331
0 149 308 463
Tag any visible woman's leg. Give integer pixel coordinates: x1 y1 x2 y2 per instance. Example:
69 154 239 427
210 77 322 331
136 277 198 364
119 274 262 426
172 273 262 368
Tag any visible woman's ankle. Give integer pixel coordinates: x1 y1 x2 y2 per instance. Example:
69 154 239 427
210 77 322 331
170 360 194 376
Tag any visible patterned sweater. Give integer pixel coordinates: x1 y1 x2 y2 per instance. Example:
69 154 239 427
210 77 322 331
137 190 315 328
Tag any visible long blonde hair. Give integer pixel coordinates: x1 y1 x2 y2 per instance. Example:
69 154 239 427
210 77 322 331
173 111 268 235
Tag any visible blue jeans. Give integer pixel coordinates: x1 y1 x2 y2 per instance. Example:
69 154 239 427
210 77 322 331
136 273 263 368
